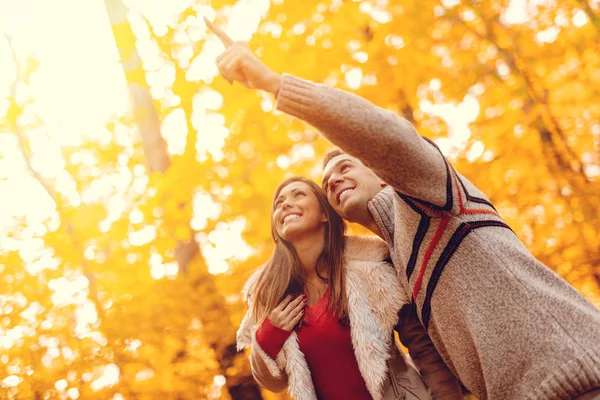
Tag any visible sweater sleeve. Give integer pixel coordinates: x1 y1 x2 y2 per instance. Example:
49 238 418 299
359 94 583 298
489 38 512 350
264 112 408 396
396 304 464 400
275 74 454 209
255 318 293 359
237 270 290 393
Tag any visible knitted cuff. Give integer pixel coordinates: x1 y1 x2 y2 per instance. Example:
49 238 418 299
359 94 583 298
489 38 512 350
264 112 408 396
256 318 293 360
274 74 318 119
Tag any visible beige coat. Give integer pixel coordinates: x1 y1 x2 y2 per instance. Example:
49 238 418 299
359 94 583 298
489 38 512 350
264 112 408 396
237 236 462 400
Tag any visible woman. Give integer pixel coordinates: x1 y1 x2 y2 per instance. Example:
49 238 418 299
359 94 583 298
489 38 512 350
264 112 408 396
237 177 462 400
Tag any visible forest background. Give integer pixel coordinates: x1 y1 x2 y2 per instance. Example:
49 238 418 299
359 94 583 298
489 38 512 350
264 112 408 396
0 0 599 399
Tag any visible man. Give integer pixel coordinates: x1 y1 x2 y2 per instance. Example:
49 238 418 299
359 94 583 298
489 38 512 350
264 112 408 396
206 19 600 400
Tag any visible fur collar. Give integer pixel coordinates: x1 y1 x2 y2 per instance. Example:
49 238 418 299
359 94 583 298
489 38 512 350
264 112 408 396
237 235 408 399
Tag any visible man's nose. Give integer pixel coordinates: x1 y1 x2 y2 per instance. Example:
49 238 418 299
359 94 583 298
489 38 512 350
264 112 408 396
329 174 343 191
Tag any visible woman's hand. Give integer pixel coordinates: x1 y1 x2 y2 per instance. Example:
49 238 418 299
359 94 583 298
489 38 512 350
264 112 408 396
204 17 282 94
268 294 307 331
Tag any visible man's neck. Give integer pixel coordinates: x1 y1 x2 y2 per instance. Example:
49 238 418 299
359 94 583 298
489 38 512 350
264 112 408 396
349 207 384 239
365 219 384 239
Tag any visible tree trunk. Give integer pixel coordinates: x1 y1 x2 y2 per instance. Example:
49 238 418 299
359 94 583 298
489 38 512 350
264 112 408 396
102 1 262 398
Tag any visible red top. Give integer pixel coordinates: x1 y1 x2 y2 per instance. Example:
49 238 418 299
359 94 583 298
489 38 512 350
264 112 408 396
255 290 371 399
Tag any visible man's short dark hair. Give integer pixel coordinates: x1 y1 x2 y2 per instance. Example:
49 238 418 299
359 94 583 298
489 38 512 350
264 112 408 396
322 148 345 170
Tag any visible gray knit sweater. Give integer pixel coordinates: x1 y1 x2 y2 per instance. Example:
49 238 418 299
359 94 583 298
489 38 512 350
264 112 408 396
275 74 600 400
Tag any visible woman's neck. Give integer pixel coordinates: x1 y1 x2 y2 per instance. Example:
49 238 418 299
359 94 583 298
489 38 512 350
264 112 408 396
291 230 325 280
293 232 329 303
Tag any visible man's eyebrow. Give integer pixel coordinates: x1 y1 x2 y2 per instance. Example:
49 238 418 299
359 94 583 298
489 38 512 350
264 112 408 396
322 158 353 188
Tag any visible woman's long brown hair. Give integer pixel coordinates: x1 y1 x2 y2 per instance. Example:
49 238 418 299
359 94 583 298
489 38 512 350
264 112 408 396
251 177 347 325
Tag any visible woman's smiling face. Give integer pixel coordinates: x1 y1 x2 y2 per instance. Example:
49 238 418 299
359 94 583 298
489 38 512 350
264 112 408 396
272 181 327 243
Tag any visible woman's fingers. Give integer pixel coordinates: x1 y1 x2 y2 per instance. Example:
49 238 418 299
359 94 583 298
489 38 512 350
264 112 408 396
286 308 305 329
275 295 293 312
269 295 306 329
291 298 306 316
281 299 305 330
283 299 305 326
282 294 305 315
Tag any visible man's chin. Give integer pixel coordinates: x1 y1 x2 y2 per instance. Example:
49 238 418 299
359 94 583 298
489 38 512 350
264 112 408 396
339 200 362 221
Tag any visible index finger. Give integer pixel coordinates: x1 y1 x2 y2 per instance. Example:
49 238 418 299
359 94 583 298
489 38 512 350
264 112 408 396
283 295 304 314
204 17 234 48
276 295 293 311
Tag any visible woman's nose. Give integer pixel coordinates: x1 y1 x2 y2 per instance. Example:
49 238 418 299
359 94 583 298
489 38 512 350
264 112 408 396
281 199 292 209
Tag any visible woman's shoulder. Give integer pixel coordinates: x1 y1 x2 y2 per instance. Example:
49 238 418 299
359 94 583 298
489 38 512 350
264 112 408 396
344 235 390 263
343 236 410 317
343 235 396 281
241 264 266 304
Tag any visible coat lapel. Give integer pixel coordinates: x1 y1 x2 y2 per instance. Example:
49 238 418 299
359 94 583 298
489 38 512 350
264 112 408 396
346 268 391 399
237 269 318 400
344 236 409 400
280 333 318 399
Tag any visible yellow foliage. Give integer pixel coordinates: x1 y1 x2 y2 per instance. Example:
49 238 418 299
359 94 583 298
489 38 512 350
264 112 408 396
1 0 599 399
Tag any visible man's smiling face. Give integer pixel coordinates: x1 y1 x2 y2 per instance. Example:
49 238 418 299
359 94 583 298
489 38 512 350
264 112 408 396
322 154 386 222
